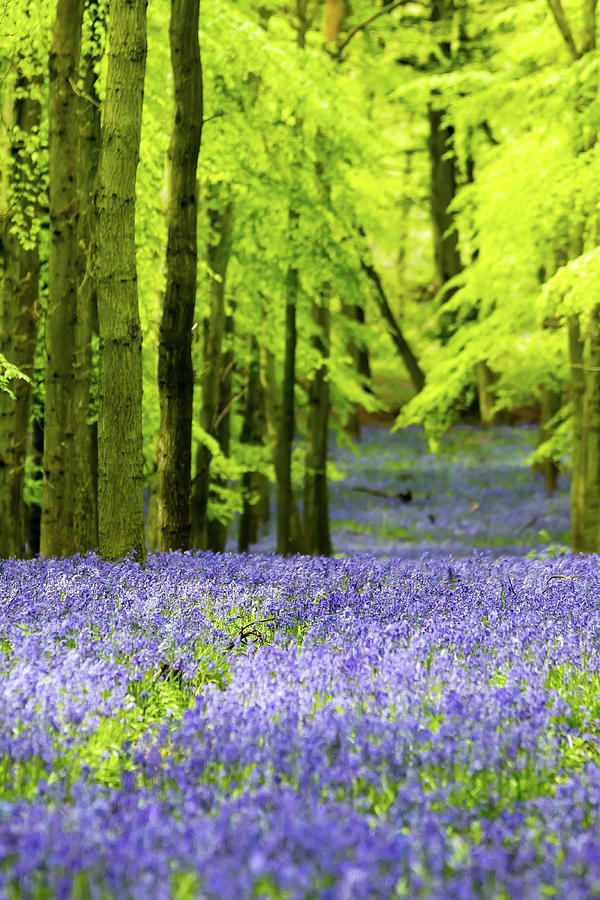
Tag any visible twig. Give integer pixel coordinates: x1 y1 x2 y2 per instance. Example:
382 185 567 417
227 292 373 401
336 0 411 56
546 0 580 59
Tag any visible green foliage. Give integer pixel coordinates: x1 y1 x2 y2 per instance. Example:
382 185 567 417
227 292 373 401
0 353 29 398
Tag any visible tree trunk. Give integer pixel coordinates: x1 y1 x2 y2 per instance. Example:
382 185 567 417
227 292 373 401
0 66 41 559
323 0 347 42
474 361 497 426
361 256 425 392
304 297 332 556
569 316 586 551
534 384 560 491
191 196 234 549
276 256 305 555
260 338 304 549
238 335 269 552
94 0 148 562
26 411 43 557
73 0 104 553
428 0 463 341
41 0 84 558
341 300 370 439
206 300 234 552
156 0 202 551
583 305 600 551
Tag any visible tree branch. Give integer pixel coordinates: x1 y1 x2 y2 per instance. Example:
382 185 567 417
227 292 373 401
547 0 580 59
336 0 412 56
359 240 425 393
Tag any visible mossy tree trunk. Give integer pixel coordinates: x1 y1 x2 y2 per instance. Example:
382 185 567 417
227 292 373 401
570 315 588 552
191 196 234 550
94 0 148 562
0 65 41 558
73 0 104 553
304 297 332 556
156 0 202 551
41 0 84 558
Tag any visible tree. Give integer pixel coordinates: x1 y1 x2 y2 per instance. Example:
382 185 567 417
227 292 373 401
94 0 148 562
191 191 234 550
304 294 332 555
155 0 202 552
40 0 84 558
0 58 41 558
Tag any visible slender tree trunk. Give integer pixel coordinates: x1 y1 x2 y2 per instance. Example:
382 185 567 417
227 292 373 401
534 385 560 491
191 196 234 549
428 0 463 341
26 411 43 557
260 338 303 548
583 305 600 550
474 361 497 426
238 335 269 552
0 66 41 558
73 0 104 553
206 300 235 551
156 0 202 551
41 0 84 558
323 0 347 42
361 255 425 392
569 316 586 551
304 297 332 556
276 255 305 555
94 0 148 562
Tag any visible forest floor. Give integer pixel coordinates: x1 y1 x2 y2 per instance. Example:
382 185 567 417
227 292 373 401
237 424 571 559
2 427 593 900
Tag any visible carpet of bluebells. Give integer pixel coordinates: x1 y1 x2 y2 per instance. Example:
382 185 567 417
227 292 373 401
236 425 570 559
3 427 599 900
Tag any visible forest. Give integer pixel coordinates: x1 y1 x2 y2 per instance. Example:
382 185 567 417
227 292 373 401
5 3 600 899
2 0 599 563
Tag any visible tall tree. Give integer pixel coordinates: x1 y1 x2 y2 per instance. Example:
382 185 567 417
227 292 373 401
156 0 202 551
41 0 84 558
0 62 41 558
428 0 462 341
72 0 105 553
304 295 332 555
276 0 309 556
191 193 234 550
94 0 148 562
238 334 269 552
546 0 598 550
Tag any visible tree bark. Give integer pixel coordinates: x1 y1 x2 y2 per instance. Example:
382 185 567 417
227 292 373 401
341 300 370 438
569 316 586 551
156 0 202 551
474 361 497 426
304 297 332 556
41 0 84 557
206 299 235 552
73 0 104 554
191 196 234 549
238 335 269 552
0 65 41 558
361 257 425 392
276 252 305 555
94 0 148 562
323 0 347 42
534 384 560 492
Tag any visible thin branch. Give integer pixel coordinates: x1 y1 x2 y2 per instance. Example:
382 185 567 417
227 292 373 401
68 76 101 109
358 235 425 393
336 0 412 56
547 0 580 59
